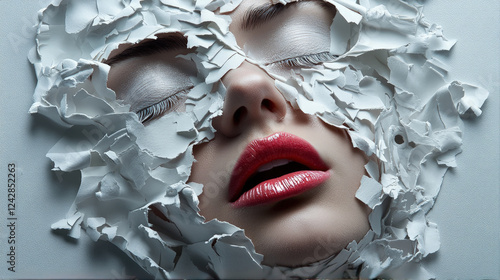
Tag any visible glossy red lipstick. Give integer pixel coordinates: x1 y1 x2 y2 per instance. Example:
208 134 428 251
229 132 330 208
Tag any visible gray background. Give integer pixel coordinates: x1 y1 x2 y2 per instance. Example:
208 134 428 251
1 0 498 278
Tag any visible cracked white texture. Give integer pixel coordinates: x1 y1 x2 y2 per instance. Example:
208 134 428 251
31 0 488 278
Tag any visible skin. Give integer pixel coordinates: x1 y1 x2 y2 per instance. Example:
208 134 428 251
191 0 370 267
108 0 371 268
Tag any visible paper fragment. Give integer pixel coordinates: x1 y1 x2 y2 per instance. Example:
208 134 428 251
356 176 383 209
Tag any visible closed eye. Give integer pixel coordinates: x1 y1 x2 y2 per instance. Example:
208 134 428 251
265 52 338 68
135 89 189 123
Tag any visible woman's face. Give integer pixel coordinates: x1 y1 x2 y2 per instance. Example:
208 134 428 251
108 0 370 268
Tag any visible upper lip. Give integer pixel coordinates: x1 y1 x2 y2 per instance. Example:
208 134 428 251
228 132 330 204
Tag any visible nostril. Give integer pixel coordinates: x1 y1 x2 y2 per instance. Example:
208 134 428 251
261 99 274 112
233 107 247 125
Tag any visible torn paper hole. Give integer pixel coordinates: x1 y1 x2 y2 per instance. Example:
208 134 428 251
31 0 488 278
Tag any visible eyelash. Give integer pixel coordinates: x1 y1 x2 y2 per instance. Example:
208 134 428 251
136 90 187 123
266 52 339 68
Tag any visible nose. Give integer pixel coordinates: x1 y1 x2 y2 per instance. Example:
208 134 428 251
212 62 288 138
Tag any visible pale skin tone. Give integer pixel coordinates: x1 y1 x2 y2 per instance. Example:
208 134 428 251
108 0 371 268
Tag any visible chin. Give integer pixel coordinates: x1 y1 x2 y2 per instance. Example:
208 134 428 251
248 204 371 267
259 234 347 267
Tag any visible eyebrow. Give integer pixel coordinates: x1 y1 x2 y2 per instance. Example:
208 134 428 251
104 34 188 65
241 0 334 31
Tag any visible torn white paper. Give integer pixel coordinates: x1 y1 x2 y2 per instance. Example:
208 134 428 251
30 0 488 278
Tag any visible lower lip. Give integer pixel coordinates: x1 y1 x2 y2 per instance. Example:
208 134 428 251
231 170 330 208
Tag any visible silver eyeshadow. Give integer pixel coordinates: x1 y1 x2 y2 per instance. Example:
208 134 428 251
243 2 334 65
110 53 196 114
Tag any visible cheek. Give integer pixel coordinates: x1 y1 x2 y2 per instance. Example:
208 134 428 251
314 124 371 221
331 138 370 213
339 147 368 188
189 141 232 217
315 125 368 177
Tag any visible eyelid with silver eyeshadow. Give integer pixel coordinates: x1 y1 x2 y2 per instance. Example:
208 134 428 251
135 89 190 123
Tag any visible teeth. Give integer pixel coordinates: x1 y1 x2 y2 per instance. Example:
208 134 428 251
257 159 292 173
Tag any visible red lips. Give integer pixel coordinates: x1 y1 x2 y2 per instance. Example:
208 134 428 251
229 132 330 208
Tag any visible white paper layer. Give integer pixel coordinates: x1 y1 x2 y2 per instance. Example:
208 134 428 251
30 0 488 278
